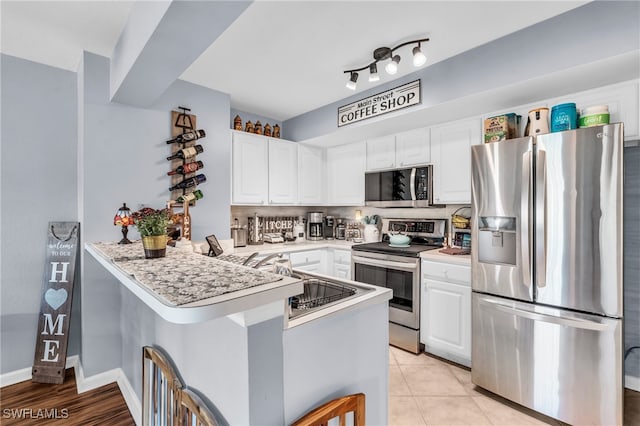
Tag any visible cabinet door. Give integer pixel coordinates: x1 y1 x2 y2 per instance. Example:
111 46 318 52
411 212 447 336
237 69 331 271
333 263 351 280
232 132 268 205
395 127 430 167
431 118 481 204
327 142 365 205
366 135 396 171
420 278 471 365
298 144 324 205
268 139 298 204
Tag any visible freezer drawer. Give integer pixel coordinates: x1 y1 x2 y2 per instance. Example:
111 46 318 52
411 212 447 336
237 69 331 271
471 293 623 426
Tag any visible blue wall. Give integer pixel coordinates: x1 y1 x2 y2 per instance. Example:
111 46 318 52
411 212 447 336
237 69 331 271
1 54 80 373
79 51 233 377
284 1 640 142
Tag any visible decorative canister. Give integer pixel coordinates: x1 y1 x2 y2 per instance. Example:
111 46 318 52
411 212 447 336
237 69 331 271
579 105 610 128
363 224 380 242
527 107 550 136
550 103 577 132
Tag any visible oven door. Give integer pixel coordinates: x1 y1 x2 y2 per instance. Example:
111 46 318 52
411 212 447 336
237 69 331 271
351 252 420 328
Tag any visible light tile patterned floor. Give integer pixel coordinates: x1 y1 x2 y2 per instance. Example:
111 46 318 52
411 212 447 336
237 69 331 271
388 346 640 426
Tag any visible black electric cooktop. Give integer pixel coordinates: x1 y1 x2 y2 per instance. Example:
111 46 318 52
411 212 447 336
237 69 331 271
352 238 443 257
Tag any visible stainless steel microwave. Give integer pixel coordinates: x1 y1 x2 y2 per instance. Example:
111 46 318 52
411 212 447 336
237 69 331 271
365 165 435 207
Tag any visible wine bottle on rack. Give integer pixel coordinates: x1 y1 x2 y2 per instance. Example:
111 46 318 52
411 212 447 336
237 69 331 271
166 129 206 144
167 161 204 176
166 145 203 161
169 174 206 191
176 190 203 203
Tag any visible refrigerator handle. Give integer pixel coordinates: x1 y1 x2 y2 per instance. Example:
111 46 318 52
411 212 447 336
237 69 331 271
536 149 547 288
521 150 532 289
479 296 611 331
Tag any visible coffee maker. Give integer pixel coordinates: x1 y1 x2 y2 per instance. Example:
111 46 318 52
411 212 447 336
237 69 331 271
324 215 335 240
307 212 324 241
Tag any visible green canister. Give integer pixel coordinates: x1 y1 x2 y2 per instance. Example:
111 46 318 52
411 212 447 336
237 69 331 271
579 105 610 128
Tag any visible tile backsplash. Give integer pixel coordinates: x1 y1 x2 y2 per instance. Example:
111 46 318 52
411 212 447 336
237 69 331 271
230 204 470 244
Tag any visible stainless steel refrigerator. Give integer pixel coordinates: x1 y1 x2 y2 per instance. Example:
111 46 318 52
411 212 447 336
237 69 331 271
470 123 624 426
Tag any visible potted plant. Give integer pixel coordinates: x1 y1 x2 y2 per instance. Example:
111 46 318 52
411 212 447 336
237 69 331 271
132 207 170 258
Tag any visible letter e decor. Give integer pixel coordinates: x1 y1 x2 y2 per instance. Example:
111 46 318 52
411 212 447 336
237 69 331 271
32 222 80 384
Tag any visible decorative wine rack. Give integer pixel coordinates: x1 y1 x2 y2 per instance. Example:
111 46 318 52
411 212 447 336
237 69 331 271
167 106 205 241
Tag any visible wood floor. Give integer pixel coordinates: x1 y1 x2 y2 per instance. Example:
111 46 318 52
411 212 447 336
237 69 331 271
0 369 134 425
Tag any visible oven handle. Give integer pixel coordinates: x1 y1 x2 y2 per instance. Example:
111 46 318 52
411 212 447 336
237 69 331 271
352 255 419 271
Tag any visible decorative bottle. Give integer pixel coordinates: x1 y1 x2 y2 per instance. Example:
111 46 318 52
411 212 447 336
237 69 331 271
168 174 206 191
176 190 203 203
167 161 204 176
166 145 204 161
166 129 206 144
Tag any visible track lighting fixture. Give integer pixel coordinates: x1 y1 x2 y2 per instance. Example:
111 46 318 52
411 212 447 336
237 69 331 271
343 37 429 89
346 72 358 90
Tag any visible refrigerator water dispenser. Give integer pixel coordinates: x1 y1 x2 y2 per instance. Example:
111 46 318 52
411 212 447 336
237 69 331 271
478 216 516 265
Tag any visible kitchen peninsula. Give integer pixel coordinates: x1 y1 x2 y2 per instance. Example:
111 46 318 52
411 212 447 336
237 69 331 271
84 242 391 425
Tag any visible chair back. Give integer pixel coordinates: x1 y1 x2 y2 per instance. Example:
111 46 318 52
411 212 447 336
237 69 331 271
291 393 365 426
142 346 219 426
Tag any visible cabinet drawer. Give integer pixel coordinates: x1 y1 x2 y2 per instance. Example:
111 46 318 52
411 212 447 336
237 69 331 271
333 249 351 265
422 260 471 285
289 250 324 266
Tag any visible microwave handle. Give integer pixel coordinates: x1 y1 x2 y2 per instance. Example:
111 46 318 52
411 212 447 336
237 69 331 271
410 168 417 201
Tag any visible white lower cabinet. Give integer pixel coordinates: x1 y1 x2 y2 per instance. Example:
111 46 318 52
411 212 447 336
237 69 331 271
420 259 471 367
289 249 327 275
330 249 351 279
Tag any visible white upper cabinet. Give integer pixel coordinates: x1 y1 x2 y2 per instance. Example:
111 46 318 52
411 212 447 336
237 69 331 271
327 142 365 205
395 127 430 167
232 131 268 205
431 117 481 205
366 135 396 171
298 144 324 205
268 139 298 204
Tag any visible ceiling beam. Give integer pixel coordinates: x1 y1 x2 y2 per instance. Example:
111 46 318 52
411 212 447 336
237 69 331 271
110 0 252 107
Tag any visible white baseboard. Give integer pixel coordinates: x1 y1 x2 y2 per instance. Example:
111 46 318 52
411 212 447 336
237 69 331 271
1 356 141 425
626 374 640 392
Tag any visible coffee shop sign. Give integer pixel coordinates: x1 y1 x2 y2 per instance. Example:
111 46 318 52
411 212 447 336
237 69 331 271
338 80 421 127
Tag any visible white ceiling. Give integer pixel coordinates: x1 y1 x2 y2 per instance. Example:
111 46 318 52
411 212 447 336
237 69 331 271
1 1 587 121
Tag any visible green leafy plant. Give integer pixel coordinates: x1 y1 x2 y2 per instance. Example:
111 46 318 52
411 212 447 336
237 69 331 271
360 215 379 225
132 207 170 237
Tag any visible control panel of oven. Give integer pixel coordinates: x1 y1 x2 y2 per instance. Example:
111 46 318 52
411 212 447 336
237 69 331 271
384 219 446 238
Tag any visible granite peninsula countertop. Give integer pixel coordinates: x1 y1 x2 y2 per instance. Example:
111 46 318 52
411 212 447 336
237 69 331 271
85 241 303 324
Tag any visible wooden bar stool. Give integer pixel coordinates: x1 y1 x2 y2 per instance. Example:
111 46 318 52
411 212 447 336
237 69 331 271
291 393 365 426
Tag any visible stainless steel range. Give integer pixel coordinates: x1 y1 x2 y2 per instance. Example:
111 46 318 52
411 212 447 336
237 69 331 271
351 218 445 353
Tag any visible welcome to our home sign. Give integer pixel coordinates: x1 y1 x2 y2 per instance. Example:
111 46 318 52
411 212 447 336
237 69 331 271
338 80 421 127
32 222 79 384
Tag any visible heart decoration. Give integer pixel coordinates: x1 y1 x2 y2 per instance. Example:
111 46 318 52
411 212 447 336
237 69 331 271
45 288 68 310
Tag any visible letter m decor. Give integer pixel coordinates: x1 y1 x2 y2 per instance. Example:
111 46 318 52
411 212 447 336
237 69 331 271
32 222 80 384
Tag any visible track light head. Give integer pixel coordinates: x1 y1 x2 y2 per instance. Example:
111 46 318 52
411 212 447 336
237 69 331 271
346 72 358 90
385 55 400 75
369 63 379 82
412 44 426 67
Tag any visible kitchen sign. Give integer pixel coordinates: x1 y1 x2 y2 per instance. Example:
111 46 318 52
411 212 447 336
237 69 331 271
338 80 421 127
32 222 79 384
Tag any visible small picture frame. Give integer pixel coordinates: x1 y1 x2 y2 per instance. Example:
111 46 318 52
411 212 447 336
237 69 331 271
205 234 224 257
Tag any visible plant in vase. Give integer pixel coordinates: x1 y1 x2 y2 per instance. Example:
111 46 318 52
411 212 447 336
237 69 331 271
132 207 170 258
361 215 380 242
